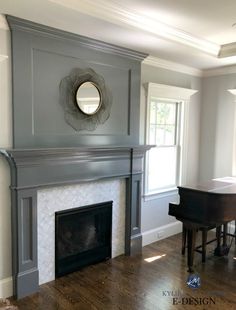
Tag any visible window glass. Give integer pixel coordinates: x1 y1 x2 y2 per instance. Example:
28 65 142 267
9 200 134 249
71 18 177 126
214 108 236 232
147 146 177 192
146 98 181 194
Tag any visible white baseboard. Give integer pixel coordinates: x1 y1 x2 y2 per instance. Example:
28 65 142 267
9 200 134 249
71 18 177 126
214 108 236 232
142 221 182 247
229 221 235 232
0 277 13 298
142 221 236 247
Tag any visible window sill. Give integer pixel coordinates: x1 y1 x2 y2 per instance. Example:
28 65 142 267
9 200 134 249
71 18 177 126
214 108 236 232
143 187 178 201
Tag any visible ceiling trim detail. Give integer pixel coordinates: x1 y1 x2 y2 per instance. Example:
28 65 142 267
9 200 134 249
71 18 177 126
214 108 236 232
144 56 236 78
143 56 202 77
219 42 236 58
203 65 236 77
50 0 220 57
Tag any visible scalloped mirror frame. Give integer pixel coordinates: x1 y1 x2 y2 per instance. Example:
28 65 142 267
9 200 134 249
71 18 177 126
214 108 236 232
59 68 112 131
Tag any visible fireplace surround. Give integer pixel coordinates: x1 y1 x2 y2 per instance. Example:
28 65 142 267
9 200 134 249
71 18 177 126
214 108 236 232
3 15 150 300
0 145 150 298
38 179 125 285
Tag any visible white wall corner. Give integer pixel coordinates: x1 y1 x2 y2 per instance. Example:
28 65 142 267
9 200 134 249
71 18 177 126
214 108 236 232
0 277 13 299
142 221 182 247
0 14 10 62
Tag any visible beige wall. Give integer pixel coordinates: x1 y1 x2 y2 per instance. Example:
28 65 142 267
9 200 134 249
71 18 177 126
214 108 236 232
199 74 236 181
0 15 12 297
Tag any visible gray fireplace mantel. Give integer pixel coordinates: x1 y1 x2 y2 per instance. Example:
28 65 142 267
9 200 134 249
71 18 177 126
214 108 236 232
0 145 151 299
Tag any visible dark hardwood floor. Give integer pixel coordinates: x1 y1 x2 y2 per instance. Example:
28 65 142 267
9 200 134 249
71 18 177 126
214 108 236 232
11 232 236 310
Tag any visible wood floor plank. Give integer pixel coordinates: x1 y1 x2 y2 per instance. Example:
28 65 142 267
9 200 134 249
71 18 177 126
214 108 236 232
10 232 236 309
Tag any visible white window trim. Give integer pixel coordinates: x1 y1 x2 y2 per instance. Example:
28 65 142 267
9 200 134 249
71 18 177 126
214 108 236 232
144 83 198 199
143 187 178 202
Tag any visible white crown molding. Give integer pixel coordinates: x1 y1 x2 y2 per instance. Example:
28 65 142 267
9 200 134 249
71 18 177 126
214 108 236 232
143 56 202 77
144 56 236 78
219 42 236 58
50 0 220 57
203 65 236 77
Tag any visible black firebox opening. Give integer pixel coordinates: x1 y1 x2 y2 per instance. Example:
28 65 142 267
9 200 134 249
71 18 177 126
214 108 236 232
55 201 112 277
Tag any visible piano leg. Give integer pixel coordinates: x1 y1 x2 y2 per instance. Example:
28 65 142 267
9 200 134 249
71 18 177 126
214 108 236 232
223 223 227 247
202 228 207 263
182 225 186 255
214 224 230 256
187 228 197 273
223 223 230 255
235 220 236 245
214 225 222 256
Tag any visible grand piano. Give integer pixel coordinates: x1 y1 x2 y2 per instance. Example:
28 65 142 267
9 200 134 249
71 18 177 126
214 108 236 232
169 177 236 272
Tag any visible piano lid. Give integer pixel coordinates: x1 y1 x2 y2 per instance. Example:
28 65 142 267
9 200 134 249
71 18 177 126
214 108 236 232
179 177 236 194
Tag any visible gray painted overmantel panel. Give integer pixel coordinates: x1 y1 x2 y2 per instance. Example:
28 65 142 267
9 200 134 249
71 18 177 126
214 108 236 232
1 146 151 299
7 16 148 148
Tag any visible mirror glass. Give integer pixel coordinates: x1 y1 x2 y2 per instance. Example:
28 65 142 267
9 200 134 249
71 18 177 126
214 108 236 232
76 82 101 115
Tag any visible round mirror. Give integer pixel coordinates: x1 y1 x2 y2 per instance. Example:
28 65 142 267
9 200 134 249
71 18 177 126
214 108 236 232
76 82 101 115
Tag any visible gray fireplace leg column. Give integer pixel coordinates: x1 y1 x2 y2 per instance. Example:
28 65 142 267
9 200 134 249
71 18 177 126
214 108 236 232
12 188 39 299
125 173 142 255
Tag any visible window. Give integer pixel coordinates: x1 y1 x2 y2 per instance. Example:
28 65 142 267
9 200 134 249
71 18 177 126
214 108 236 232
145 83 197 196
147 98 181 193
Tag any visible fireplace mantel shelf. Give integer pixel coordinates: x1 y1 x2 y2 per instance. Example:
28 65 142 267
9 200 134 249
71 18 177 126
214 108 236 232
2 145 152 165
1 145 152 190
